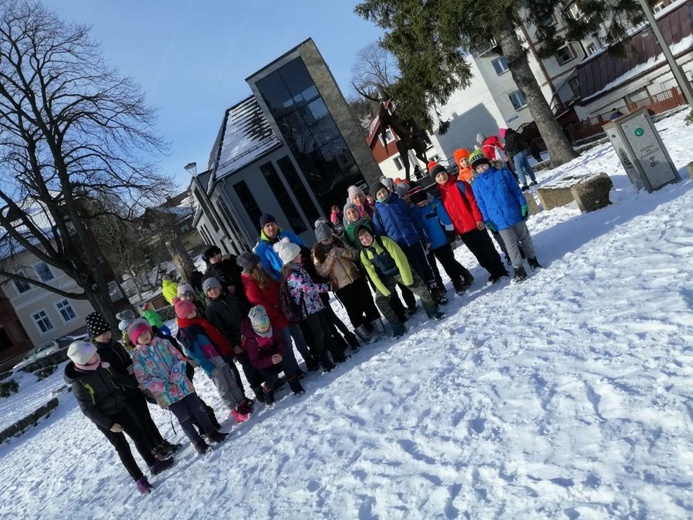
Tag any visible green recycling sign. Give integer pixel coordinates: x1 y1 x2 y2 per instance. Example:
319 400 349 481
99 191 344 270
634 128 644 137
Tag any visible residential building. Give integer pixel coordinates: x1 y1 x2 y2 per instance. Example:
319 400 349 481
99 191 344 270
0 286 32 365
191 38 381 253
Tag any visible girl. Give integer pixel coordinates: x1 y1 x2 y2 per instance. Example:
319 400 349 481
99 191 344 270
174 298 252 422
274 240 346 372
129 319 228 455
242 305 305 404
312 222 386 344
64 340 174 494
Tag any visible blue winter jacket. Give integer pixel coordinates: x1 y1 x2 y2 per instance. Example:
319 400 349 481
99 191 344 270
176 324 217 377
411 198 453 250
253 229 308 281
373 194 430 248
471 166 526 231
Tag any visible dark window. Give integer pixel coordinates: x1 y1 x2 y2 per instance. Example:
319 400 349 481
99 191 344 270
217 198 251 250
14 278 31 294
233 181 263 232
0 327 12 352
259 162 307 234
555 44 577 65
277 156 321 224
256 58 367 215
193 187 219 232
492 56 509 75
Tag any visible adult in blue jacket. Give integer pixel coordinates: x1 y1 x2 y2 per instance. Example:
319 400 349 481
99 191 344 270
253 213 308 281
371 181 446 304
409 185 474 295
470 151 541 282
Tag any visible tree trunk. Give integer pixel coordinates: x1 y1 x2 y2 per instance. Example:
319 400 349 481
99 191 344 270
83 270 120 335
496 21 578 168
166 236 195 284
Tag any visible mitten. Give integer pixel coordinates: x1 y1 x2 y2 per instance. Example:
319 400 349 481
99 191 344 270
486 221 497 233
521 205 529 220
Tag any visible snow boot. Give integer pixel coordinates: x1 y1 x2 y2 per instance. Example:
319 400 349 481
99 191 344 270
252 386 266 403
237 397 254 414
354 324 375 344
391 323 407 338
149 457 175 475
452 279 466 295
193 439 210 455
521 184 529 191
288 376 305 396
231 409 250 423
513 266 528 283
370 318 388 341
461 268 474 289
407 304 418 315
425 306 446 321
489 268 509 284
201 399 221 431
527 257 542 269
207 430 229 444
136 476 153 495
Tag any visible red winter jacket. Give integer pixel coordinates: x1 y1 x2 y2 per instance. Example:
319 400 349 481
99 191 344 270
176 315 233 357
482 135 505 161
437 176 485 235
240 319 285 370
241 273 289 330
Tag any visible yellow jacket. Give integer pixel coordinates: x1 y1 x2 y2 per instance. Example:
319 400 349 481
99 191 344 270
162 279 179 305
359 235 413 297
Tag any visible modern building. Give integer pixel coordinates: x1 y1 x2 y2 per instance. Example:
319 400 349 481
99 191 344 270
190 38 381 253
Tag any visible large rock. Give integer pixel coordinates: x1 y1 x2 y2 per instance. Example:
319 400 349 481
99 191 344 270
571 173 614 213
688 161 693 182
523 191 540 216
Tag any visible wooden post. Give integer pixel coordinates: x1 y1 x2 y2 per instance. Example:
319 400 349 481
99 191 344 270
165 236 195 284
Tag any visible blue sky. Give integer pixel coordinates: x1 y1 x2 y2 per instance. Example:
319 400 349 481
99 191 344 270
41 0 384 190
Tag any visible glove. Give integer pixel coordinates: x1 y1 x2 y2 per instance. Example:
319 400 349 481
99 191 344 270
486 221 497 233
521 205 529 220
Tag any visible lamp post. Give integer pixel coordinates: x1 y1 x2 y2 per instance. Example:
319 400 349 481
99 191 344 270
637 0 693 107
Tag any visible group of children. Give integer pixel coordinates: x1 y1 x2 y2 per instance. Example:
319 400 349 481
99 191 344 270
65 138 543 496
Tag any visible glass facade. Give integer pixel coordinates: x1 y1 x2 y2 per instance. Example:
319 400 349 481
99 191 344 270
255 58 365 214
276 156 321 225
259 162 307 234
233 180 263 233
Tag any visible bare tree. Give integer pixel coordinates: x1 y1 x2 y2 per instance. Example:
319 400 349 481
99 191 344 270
0 1 173 330
350 42 399 98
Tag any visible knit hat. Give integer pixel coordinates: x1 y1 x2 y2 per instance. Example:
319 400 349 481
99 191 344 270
273 240 301 266
127 319 152 345
427 160 438 172
315 222 333 243
347 185 365 202
118 319 134 332
408 184 427 205
174 298 197 319
343 202 359 219
370 181 387 197
499 128 508 139
116 310 136 321
259 213 276 228
453 149 471 167
202 277 222 293
85 312 110 339
67 340 98 365
379 176 395 191
236 251 261 273
429 164 448 178
395 182 409 198
177 283 194 297
249 305 271 334
476 132 486 145
469 149 491 169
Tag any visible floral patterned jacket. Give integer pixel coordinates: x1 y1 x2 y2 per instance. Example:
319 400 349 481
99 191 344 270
285 263 329 319
132 337 194 408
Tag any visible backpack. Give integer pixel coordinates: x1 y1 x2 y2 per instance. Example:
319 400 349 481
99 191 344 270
279 276 305 323
368 236 399 278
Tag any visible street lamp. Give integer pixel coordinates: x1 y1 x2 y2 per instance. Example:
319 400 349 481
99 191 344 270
184 162 197 176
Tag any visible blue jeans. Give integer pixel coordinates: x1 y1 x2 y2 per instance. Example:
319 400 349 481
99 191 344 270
512 150 536 185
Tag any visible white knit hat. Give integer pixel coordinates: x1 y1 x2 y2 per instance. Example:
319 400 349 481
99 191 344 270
67 340 98 365
273 240 301 266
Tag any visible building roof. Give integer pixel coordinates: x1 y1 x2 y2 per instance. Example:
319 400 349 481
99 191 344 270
577 0 693 102
365 99 393 147
207 96 281 182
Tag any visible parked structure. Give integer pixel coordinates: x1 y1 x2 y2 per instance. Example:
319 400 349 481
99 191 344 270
190 38 381 254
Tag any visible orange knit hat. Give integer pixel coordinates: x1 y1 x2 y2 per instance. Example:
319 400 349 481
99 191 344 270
453 149 471 166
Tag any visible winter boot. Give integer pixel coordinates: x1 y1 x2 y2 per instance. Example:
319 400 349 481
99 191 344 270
489 268 509 284
288 376 305 396
208 430 229 444
231 408 250 423
354 324 375 345
391 323 407 338
252 386 266 403
407 304 418 315
136 476 153 495
521 184 529 191
461 268 475 289
159 439 182 455
527 257 542 269
513 266 528 283
193 439 210 455
149 457 175 475
201 399 222 431
370 319 388 341
237 397 255 414
452 279 466 295
344 330 360 350
305 357 320 371
425 306 446 321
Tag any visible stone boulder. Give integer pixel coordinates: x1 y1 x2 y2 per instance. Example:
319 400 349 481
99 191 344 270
570 173 614 213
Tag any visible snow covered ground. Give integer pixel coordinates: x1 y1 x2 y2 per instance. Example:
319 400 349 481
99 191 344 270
1 111 692 519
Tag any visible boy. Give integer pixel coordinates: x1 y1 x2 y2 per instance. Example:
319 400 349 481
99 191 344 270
469 149 542 282
356 225 444 336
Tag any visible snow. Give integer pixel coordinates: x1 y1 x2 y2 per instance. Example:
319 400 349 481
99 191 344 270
1 111 693 518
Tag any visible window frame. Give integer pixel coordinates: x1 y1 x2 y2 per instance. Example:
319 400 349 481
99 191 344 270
491 56 509 75
393 155 404 171
555 43 577 66
32 309 54 334
54 299 77 323
508 90 528 111
33 261 54 282
378 128 396 146
13 278 32 295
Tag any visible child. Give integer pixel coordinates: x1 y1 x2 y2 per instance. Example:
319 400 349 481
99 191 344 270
177 282 206 315
174 298 253 422
64 340 174 494
432 163 509 283
356 225 444 336
469 149 542 282
346 185 374 218
129 319 228 455
407 185 475 295
313 222 387 344
453 149 475 183
275 240 346 372
140 306 172 337
502 127 537 190
242 305 305 404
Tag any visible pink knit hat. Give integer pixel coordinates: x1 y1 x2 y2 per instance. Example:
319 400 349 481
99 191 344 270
174 298 197 319
128 319 152 345
499 128 508 139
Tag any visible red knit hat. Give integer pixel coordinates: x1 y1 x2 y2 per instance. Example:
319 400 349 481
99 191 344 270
128 319 152 345
427 161 438 172
173 297 197 319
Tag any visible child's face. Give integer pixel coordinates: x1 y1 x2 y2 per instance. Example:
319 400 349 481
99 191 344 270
375 188 389 201
206 286 221 299
435 171 448 185
180 291 195 302
358 231 373 247
86 353 100 365
137 331 152 345
320 237 333 246
186 310 197 319
475 163 490 174
458 157 469 168
352 193 365 205
346 207 360 222
94 330 111 343
293 253 302 264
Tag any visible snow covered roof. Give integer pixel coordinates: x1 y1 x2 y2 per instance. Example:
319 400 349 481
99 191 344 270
577 0 693 102
0 199 57 260
207 96 281 182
